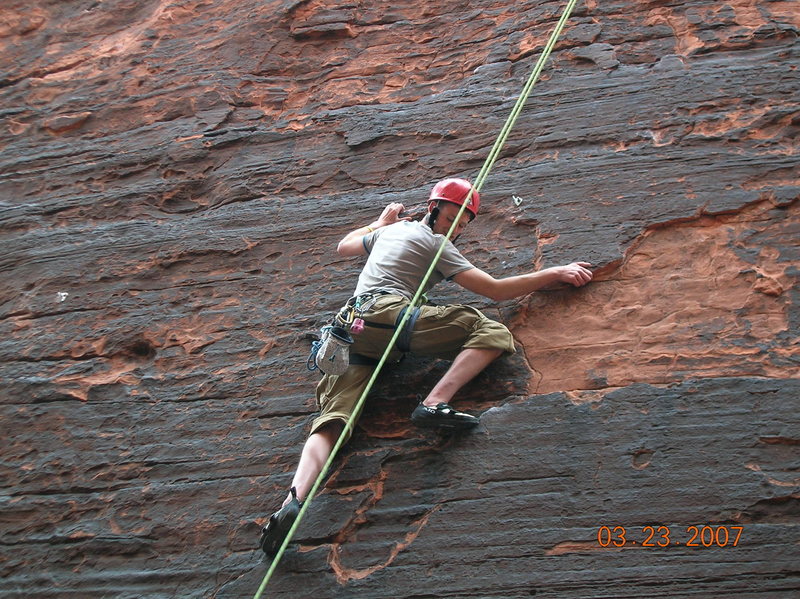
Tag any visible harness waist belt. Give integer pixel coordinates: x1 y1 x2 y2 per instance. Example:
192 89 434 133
349 353 379 366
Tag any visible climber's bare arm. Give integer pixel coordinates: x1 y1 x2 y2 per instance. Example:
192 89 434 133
337 202 411 256
454 262 593 302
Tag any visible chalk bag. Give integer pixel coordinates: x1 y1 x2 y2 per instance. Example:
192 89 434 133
309 325 353 375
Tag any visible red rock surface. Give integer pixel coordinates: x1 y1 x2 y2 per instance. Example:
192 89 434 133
1 1 798 598
515 198 799 394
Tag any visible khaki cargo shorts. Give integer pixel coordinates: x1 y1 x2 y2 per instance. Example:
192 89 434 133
311 294 515 438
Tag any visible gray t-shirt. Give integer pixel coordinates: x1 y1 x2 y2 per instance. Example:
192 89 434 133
353 220 474 299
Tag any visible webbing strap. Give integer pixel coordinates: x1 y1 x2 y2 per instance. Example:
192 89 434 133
395 305 421 353
253 1 580 595
349 353 379 366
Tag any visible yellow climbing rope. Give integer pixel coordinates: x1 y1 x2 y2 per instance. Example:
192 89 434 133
253 0 580 595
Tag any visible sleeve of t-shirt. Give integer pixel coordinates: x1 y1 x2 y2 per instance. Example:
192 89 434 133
362 228 382 254
436 240 475 280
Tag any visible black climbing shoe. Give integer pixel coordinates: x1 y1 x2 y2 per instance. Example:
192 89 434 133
411 402 480 430
259 487 302 558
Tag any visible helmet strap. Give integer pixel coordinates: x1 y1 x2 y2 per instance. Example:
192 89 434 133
427 201 465 243
428 201 440 230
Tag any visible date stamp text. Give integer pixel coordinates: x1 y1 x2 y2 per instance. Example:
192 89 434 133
596 525 743 548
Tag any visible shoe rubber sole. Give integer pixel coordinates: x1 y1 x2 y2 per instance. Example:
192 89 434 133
411 403 479 430
259 499 301 557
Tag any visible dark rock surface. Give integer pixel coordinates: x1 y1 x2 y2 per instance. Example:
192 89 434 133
1 0 798 597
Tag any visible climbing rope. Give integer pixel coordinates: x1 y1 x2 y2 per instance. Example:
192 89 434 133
253 0 579 595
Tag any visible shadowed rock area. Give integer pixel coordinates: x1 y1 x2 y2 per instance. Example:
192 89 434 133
1 0 798 597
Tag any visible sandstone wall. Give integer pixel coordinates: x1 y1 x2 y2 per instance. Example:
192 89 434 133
1 1 798 597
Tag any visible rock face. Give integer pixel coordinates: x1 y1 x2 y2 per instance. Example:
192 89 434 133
1 1 798 598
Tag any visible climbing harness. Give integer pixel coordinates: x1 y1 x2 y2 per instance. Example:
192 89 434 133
253 1 580 595
306 293 378 373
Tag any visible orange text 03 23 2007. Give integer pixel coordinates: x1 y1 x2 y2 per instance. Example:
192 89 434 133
596 525 744 548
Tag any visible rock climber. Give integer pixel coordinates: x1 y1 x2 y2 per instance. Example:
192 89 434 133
259 178 593 557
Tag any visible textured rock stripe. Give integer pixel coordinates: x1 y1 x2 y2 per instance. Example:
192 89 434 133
0 1 798 598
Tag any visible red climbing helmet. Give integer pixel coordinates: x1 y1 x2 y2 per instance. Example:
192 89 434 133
429 178 480 219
